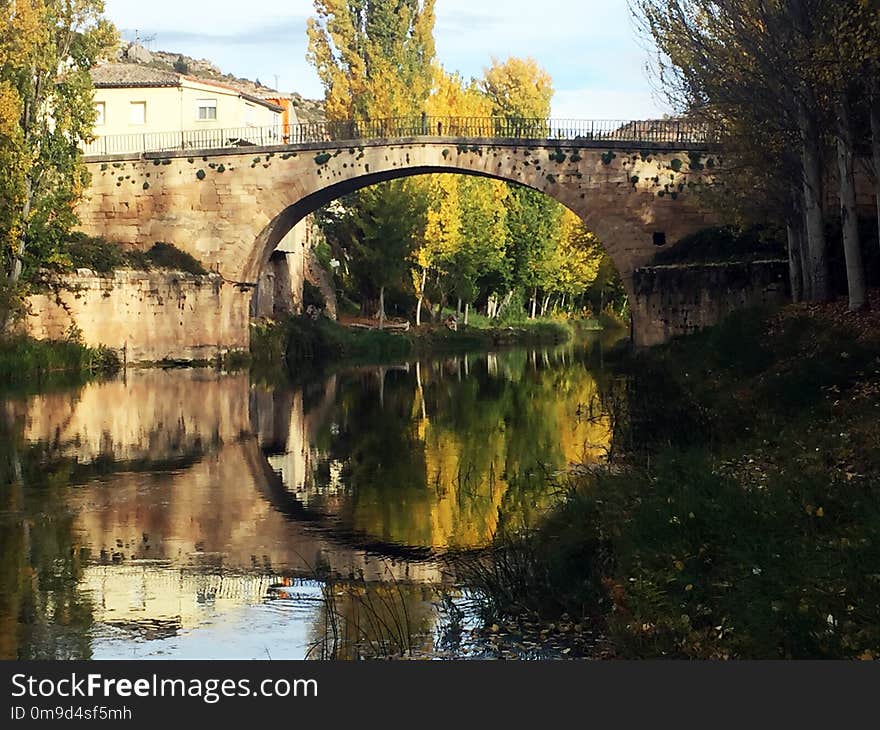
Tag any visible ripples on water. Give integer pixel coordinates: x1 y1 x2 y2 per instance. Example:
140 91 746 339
0 336 622 659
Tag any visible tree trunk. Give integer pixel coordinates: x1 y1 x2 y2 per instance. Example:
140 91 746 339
787 183 809 301
541 295 551 318
2 180 33 333
456 298 462 317
463 302 469 327
836 91 866 311
378 286 386 330
799 101 830 301
487 294 497 320
871 77 880 252
415 268 427 327
786 219 805 303
530 288 538 319
499 290 513 319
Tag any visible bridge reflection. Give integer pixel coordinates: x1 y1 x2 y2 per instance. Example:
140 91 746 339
1 345 615 657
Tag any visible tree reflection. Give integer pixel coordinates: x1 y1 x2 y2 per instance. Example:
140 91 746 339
0 409 94 659
299 346 614 550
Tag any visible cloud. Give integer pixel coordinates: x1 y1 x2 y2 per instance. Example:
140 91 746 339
122 19 309 48
103 0 667 109
105 0 312 36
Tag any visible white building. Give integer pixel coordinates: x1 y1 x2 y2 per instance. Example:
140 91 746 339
86 63 286 155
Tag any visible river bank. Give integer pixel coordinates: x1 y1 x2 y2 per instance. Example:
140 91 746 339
251 313 590 378
0 311 584 391
464 294 880 659
0 335 120 394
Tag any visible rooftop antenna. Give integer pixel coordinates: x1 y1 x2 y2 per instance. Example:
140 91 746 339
273 74 280 92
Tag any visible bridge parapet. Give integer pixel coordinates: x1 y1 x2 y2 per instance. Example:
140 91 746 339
83 116 719 158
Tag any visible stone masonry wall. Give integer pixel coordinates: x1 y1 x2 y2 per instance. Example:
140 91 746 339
631 260 790 347
23 269 251 363
79 140 722 289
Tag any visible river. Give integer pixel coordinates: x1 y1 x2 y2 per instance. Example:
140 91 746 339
0 333 624 660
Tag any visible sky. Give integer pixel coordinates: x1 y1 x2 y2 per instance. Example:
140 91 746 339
103 0 674 120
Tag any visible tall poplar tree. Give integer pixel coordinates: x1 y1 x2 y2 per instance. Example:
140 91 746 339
633 0 878 310
0 0 116 329
307 0 436 326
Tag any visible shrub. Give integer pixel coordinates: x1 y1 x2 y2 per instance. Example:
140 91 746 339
0 335 120 389
145 242 208 275
54 236 207 276
303 281 326 310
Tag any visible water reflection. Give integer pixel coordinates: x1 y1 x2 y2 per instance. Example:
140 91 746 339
269 349 614 550
0 340 618 659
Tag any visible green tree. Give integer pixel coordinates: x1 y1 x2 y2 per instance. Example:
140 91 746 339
481 55 554 130
307 0 435 122
455 176 509 324
412 67 513 325
0 0 116 329
634 0 878 310
307 0 435 326
505 186 564 318
479 56 569 319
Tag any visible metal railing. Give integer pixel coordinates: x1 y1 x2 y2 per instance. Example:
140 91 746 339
82 116 718 157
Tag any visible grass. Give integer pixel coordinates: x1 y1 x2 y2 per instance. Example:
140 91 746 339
308 576 429 660
463 297 880 659
249 316 413 385
0 335 120 392
251 314 575 377
413 317 573 353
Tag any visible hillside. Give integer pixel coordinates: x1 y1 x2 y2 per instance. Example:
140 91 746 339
116 42 327 124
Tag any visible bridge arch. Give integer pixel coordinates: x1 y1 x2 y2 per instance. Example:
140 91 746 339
80 136 719 296
243 159 653 298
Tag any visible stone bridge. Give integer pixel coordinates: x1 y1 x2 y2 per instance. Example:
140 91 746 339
77 118 722 347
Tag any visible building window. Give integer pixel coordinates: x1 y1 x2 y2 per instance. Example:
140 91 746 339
130 101 146 126
197 99 217 121
653 232 667 247
95 102 105 126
